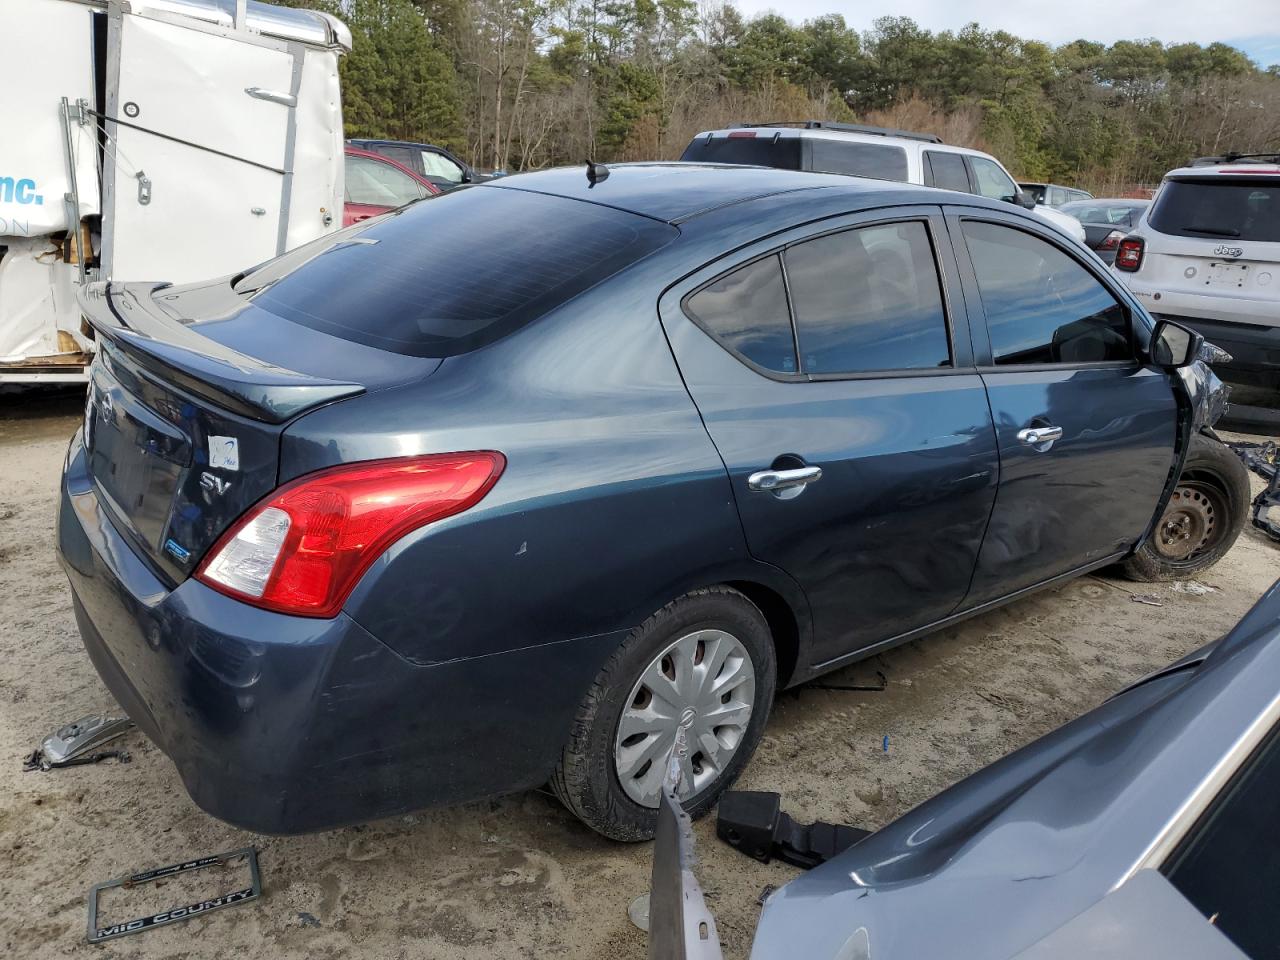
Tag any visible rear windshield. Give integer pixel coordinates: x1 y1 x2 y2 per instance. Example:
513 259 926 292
1149 179 1280 243
680 136 802 170
243 187 676 357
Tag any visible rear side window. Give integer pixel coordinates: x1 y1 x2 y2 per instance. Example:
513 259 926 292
925 151 970 192
785 221 951 374
248 187 677 357
809 140 908 182
679 135 802 170
963 221 1132 365
1149 179 1280 243
684 255 797 373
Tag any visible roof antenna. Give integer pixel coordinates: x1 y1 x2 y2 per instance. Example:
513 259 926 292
585 159 610 185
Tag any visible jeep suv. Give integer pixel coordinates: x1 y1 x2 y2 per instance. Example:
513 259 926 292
1113 155 1280 429
679 121 1087 243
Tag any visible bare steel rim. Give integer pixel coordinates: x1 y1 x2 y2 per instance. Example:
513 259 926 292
1153 480 1225 563
613 628 756 809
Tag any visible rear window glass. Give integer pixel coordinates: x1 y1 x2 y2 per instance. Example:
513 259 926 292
680 136 802 170
785 221 951 374
810 140 908 182
684 255 797 374
1149 179 1280 243
244 187 676 357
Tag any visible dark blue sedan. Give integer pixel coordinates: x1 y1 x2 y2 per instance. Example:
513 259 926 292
59 164 1248 839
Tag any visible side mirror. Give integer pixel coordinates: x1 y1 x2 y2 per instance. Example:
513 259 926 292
1015 189 1037 210
1151 319 1203 369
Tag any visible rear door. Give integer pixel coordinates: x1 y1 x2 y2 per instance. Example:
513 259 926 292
103 11 297 281
660 207 1000 669
946 206 1178 605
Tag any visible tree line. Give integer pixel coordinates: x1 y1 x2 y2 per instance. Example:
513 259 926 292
288 0 1280 192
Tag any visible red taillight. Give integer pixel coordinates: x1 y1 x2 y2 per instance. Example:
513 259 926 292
197 452 505 618
1115 236 1145 272
1098 229 1125 251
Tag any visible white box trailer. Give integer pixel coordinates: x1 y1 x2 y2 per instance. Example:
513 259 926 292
0 0 350 384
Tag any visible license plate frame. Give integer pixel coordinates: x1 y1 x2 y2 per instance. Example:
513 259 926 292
86 847 260 944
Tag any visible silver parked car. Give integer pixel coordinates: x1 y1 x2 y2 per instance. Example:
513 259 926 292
652 577 1280 959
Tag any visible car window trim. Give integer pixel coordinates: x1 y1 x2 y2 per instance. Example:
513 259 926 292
1124 696 1280 885
943 206 1147 371
677 208 968 383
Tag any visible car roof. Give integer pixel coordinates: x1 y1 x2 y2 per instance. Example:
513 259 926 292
1164 163 1280 179
484 161 940 224
348 138 452 153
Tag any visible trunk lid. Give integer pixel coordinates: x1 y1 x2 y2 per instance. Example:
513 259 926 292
79 279 439 585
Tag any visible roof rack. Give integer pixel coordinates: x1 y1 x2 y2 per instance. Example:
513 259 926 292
1189 152 1280 167
729 121 943 144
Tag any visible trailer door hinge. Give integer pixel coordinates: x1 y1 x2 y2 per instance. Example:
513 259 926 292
136 171 152 205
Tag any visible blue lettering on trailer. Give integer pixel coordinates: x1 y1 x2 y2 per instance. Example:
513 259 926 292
0 177 44 205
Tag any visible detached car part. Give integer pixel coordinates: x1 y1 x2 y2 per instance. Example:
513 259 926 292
1227 441 1280 543
87 847 261 944
647 728 724 960
716 791 870 869
24 714 133 771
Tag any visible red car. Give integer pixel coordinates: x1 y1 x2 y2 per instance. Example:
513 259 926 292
343 145 439 226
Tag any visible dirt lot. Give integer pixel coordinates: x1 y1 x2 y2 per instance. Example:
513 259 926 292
1 387 1276 960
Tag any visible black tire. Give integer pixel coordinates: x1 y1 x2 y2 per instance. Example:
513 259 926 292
1120 432 1250 582
551 586 777 841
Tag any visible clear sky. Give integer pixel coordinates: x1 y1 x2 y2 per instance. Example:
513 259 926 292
730 0 1280 69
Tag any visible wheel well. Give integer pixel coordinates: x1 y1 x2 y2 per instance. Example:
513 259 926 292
728 579 800 688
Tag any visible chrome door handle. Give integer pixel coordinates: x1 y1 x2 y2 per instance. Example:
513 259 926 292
1017 425 1064 449
748 466 823 498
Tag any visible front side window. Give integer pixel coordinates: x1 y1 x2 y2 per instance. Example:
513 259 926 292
421 151 465 182
809 140 909 182
925 151 971 193
1164 724 1280 959
970 157 1019 203
785 221 951 374
963 220 1132 365
684 255 797 374
345 155 430 207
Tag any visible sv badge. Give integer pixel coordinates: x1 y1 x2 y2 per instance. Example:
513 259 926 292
200 472 233 496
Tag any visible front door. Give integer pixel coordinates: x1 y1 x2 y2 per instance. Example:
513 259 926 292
659 208 1000 669
946 209 1179 605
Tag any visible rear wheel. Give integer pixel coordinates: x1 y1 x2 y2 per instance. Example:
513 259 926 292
1121 433 1250 582
551 586 776 841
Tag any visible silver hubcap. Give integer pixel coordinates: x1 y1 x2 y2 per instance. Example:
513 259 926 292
614 629 756 808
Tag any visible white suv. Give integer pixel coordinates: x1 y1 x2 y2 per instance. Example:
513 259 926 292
679 121 1087 243
1114 156 1280 428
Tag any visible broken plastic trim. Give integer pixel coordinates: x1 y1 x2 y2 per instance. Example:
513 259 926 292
1176 340 1232 433
1228 441 1280 544
86 848 261 944
646 728 725 960
25 714 134 771
716 791 871 869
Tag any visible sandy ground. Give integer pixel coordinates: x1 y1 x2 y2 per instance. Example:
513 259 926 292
1 387 1276 960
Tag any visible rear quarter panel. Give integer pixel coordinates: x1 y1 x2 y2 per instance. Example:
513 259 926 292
279 254 801 665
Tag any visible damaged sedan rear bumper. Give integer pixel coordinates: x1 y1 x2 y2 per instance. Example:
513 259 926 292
56 430 616 833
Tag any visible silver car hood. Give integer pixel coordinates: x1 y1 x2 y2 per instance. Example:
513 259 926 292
748 579 1280 960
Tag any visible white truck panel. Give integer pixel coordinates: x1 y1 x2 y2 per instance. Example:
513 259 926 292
0 0 100 239
286 47 345 252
